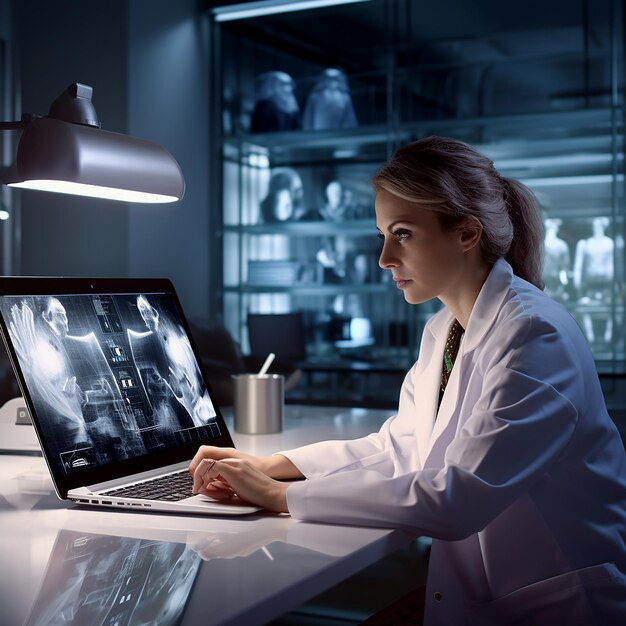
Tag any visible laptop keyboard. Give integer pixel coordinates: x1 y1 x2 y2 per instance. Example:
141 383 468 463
102 470 195 502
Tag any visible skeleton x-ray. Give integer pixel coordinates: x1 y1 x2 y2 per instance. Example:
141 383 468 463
0 292 218 477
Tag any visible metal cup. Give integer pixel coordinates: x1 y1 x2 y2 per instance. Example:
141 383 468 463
232 373 284 434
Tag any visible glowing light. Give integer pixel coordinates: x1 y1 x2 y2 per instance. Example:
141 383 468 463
214 0 372 22
9 180 178 203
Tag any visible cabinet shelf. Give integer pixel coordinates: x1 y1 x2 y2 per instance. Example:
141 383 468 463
224 124 393 154
566 303 626 314
223 283 390 296
223 107 620 162
223 219 376 235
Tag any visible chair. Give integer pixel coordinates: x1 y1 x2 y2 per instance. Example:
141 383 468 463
247 312 307 363
188 319 301 406
0 342 21 406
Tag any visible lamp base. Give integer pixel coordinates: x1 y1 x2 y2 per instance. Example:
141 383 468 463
0 397 41 455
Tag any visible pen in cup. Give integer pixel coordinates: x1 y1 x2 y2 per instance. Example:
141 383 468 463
257 352 275 376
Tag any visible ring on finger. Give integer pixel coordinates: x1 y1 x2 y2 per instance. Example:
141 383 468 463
202 459 216 481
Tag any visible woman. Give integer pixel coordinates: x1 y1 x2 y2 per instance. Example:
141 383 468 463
190 136 626 625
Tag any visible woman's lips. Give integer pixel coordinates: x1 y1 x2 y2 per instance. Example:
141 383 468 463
394 278 411 289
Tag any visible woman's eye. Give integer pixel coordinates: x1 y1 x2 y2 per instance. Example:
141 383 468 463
377 229 411 242
392 229 410 242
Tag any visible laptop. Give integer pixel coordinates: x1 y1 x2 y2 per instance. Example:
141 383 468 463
0 276 261 515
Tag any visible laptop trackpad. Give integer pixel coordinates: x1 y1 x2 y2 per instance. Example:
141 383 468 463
185 494 262 515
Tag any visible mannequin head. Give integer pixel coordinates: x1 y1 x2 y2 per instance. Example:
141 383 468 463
314 68 350 93
260 168 303 222
545 217 562 237
592 216 610 238
254 71 299 114
326 181 343 210
322 180 356 220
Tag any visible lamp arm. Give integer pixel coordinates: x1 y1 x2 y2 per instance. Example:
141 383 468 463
0 121 28 131
0 114 44 131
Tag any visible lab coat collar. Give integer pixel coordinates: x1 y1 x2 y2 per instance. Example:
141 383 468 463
462 258 514 353
426 258 514 354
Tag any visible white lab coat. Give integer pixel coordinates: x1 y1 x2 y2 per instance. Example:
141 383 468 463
281 258 626 625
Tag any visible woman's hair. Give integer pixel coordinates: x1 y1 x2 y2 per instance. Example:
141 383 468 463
372 136 545 289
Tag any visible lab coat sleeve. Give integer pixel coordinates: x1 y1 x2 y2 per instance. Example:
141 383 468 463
277 370 416 479
276 424 391 479
285 317 580 538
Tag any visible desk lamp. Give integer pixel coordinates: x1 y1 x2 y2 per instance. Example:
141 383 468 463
0 82 185 203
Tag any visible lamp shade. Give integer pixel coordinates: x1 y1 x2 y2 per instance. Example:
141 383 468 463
7 116 185 203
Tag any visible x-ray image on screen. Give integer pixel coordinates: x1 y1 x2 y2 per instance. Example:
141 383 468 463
27 530 201 626
0 292 219 476
129 295 215 429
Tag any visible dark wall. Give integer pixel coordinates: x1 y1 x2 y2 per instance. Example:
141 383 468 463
14 0 130 278
127 0 211 319
11 0 211 319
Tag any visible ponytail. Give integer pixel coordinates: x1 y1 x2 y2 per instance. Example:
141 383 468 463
500 177 545 290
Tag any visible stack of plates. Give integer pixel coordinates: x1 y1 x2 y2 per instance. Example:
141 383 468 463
247 260 300 285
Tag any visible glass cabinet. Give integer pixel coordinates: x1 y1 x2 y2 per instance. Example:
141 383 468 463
209 0 625 405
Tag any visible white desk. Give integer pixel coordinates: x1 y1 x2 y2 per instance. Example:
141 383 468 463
0 405 417 626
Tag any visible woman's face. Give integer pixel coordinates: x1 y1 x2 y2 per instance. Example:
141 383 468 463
375 189 468 305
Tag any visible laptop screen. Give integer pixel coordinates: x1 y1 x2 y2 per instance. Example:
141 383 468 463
0 280 232 493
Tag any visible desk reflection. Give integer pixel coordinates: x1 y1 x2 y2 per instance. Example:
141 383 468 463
27 530 201 626
25 515 385 626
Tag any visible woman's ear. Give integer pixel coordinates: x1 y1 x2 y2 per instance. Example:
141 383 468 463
458 217 482 252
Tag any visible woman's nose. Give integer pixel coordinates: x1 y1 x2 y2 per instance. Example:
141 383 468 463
378 244 397 269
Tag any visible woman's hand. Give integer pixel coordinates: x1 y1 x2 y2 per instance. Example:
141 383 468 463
191 456 289 513
189 445 304 480
189 445 259 475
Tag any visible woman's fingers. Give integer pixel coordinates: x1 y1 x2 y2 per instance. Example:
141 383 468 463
188 446 236 476
192 457 241 495
192 457 239 500
192 457 218 493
